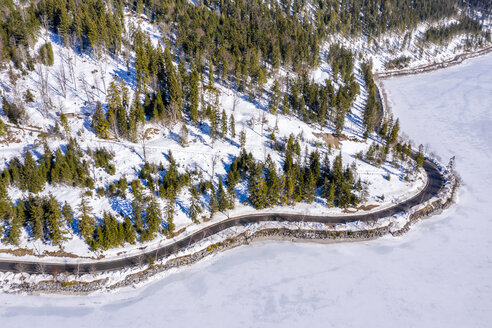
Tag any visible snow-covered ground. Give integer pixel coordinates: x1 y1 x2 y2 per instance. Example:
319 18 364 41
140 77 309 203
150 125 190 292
0 19 428 259
0 45 491 328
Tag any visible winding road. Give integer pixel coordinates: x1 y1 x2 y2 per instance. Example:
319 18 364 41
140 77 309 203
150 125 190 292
0 159 445 274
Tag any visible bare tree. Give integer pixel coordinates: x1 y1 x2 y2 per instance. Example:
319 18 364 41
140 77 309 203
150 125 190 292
134 254 145 267
92 71 100 98
14 262 27 273
98 46 108 94
39 14 51 42
36 60 51 116
55 54 68 98
211 154 219 180
139 129 148 162
65 42 77 90
79 73 93 104
232 91 238 113
35 262 46 275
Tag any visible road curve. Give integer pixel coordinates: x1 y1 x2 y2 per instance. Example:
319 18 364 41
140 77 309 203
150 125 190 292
0 159 445 274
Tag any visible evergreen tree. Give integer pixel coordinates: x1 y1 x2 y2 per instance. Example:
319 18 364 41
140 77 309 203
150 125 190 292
217 179 228 212
265 157 281 206
248 162 268 209
92 102 110 139
221 109 227 139
16 199 26 226
123 216 136 244
153 89 165 120
189 66 199 126
269 80 281 114
164 199 175 234
7 213 22 246
304 170 317 203
21 150 45 193
189 185 202 223
132 199 144 232
240 130 246 149
229 114 236 138
44 194 63 245
416 144 425 168
146 197 161 236
28 196 44 240
0 185 16 244
210 107 218 141
208 58 214 88
78 195 95 242
389 119 400 144
209 185 218 215
282 94 290 116
62 201 74 226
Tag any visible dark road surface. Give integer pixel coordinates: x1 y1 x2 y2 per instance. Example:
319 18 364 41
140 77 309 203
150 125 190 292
0 159 444 275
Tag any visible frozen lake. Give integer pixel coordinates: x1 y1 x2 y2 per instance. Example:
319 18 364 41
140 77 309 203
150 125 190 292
2 54 492 328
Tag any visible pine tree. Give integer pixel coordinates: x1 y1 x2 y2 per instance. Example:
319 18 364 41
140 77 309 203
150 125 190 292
135 44 150 91
222 58 229 81
189 66 199 126
229 114 236 138
248 162 268 209
326 180 335 207
62 202 74 226
415 144 425 168
209 185 218 215
189 185 202 223
265 157 281 206
221 109 227 139
0 174 9 216
123 216 137 244
271 43 281 70
58 6 72 45
0 185 17 244
153 89 165 120
165 199 175 234
44 194 63 245
21 150 45 193
16 199 26 226
217 179 228 212
146 197 161 236
92 102 110 139
28 196 44 240
282 94 290 116
7 214 22 246
132 199 144 232
304 170 317 203
210 108 218 141
240 130 246 149
389 119 399 144
168 69 183 120
0 117 6 137
78 195 95 242
269 80 281 114
208 58 214 89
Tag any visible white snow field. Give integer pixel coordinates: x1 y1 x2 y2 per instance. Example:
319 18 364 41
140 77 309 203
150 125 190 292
1 54 492 328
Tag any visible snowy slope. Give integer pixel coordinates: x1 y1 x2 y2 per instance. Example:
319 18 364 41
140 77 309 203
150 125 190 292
0 11 482 258
0 41 489 328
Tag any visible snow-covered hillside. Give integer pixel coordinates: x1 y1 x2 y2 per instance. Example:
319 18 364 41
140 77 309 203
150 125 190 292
0 7 486 259
0 37 488 328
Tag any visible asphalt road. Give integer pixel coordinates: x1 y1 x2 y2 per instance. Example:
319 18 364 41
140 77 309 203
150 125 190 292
0 159 445 275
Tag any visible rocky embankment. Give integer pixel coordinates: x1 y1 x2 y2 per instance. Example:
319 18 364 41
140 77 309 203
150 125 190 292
376 46 492 79
6 167 458 295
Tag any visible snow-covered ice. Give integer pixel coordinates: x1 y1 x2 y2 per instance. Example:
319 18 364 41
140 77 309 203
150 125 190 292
1 43 492 328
